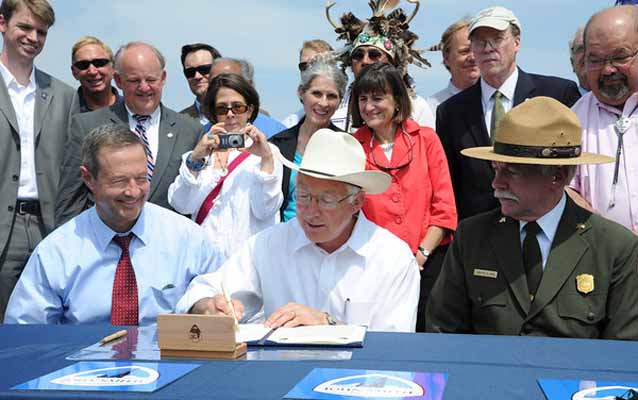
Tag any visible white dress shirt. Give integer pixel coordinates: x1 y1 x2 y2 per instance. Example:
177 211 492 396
167 147 283 261
481 68 518 138
426 80 462 117
125 104 160 162
0 61 38 199
176 213 420 332
519 193 566 270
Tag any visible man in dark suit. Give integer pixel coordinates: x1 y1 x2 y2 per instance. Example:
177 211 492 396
55 41 202 226
436 6 581 220
426 97 638 340
0 0 74 320
179 43 221 125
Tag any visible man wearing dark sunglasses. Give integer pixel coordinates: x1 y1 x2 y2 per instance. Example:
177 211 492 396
327 1 435 133
70 36 120 113
179 43 221 126
55 41 202 227
0 0 75 320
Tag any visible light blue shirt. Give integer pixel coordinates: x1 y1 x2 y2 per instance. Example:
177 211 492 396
4 203 223 325
282 151 303 222
519 193 567 270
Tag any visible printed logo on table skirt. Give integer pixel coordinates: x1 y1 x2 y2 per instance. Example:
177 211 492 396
572 386 638 399
314 373 425 398
50 366 159 387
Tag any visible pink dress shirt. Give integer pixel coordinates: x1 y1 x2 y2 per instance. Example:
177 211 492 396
571 92 638 232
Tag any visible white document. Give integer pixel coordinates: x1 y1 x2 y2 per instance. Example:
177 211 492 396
235 324 367 347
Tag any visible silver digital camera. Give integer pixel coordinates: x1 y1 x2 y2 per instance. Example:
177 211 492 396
218 133 245 149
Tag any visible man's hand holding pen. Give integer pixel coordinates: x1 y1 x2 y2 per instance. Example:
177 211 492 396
189 295 245 320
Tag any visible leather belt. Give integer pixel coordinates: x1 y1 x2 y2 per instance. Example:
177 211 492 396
16 200 41 215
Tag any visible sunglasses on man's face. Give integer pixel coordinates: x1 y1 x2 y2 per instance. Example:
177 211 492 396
73 58 111 70
184 64 212 79
351 48 384 62
214 103 249 116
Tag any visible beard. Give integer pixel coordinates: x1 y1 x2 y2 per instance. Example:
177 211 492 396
598 72 631 102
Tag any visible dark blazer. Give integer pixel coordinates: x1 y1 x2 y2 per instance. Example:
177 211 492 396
426 197 638 340
0 69 74 251
269 119 341 219
55 102 202 226
436 68 581 220
180 102 199 120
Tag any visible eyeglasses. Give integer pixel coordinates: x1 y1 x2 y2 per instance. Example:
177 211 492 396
368 127 414 171
298 62 309 72
471 34 511 51
295 190 358 210
213 102 249 116
586 50 638 71
73 58 110 70
183 64 212 78
351 48 384 62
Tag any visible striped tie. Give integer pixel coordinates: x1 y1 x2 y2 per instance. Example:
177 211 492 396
133 114 154 179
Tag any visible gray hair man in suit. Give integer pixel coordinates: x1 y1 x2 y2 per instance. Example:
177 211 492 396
0 0 75 320
55 41 202 227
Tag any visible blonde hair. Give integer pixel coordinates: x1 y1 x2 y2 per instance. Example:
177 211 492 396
299 39 333 59
441 17 471 56
71 36 113 63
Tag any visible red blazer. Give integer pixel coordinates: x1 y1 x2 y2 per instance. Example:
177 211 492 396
354 119 457 252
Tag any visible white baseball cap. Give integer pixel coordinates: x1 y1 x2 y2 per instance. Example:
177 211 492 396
469 6 521 35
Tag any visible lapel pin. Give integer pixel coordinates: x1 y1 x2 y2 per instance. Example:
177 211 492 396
499 217 506 223
41 92 47 99
576 223 586 230
167 132 174 138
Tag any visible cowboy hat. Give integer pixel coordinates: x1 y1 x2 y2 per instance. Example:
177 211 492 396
461 97 614 165
274 128 391 194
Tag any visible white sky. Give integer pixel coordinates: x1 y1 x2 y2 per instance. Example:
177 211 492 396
35 0 609 120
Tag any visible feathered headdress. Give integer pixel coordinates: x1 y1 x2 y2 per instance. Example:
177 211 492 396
326 0 430 92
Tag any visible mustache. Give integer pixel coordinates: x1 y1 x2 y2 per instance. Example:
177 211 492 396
599 71 627 84
494 189 519 202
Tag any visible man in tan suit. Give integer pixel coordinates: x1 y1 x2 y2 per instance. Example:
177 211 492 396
0 0 74 320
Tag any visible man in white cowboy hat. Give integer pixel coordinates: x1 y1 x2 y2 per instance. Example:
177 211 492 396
176 129 420 332
426 97 638 339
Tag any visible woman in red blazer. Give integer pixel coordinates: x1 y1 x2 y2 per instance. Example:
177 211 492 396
350 63 457 332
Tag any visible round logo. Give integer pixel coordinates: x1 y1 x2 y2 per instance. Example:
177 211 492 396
50 366 159 387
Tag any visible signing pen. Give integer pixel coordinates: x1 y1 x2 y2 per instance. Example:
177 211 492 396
99 329 128 346
220 282 239 330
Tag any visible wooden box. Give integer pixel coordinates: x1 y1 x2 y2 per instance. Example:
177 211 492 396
157 314 247 359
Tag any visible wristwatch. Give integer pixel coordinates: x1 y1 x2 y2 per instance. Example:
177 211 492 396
418 246 430 258
185 153 206 171
324 312 337 326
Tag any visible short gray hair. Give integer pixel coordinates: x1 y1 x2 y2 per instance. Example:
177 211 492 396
299 61 348 100
211 57 254 84
113 41 166 74
539 165 577 183
568 26 585 58
81 124 144 178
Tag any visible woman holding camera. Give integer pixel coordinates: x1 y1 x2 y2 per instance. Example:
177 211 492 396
350 63 457 332
168 73 283 261
270 61 347 221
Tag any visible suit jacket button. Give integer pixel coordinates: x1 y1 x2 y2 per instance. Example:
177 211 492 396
8 205 14 212
587 312 595 321
12 174 18 181
477 296 483 304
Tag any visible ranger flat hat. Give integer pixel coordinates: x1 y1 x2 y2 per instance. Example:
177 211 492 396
461 97 614 165
274 128 391 194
